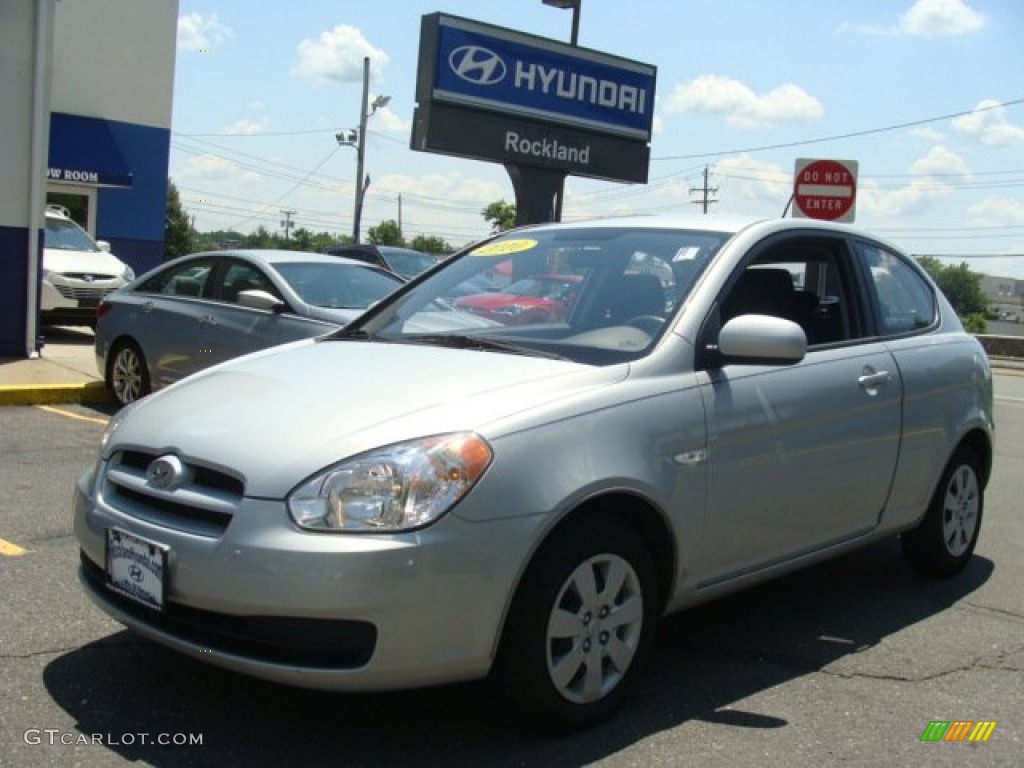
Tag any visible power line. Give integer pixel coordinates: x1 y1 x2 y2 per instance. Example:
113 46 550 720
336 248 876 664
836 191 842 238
653 97 1024 161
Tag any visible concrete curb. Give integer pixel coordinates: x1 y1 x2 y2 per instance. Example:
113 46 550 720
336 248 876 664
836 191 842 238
0 382 113 407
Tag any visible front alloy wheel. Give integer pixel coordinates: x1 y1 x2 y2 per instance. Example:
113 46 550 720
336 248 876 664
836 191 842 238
494 518 658 730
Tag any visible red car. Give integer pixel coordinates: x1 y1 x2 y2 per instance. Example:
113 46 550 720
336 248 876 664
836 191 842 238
454 274 582 325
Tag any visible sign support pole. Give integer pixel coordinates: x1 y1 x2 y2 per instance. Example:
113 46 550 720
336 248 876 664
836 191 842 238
505 164 567 226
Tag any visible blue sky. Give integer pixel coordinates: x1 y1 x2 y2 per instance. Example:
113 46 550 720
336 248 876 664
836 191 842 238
171 0 1024 277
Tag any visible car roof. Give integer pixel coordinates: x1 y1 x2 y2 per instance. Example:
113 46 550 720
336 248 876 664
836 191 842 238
510 213 868 239
182 249 387 269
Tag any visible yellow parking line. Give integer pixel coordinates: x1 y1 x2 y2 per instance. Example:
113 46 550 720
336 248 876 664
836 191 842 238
36 404 109 425
0 538 29 557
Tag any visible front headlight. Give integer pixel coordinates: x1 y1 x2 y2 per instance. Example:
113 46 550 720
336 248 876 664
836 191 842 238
121 264 135 281
287 433 493 533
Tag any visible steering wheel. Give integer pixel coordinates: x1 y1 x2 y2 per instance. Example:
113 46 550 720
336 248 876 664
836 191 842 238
624 315 666 335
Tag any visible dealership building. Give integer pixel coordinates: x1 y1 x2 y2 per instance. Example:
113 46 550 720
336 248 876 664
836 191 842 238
0 0 178 357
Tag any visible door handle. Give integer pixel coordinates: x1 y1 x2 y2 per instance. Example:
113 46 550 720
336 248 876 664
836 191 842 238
198 314 217 326
140 301 154 313
858 367 892 394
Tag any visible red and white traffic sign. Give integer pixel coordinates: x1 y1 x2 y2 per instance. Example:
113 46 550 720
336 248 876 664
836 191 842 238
792 158 858 222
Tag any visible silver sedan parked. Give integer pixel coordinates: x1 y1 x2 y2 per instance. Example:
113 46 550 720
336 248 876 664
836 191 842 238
94 250 405 405
75 216 994 729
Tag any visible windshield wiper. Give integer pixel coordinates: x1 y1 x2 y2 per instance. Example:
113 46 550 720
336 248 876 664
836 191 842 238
400 334 569 360
325 327 371 340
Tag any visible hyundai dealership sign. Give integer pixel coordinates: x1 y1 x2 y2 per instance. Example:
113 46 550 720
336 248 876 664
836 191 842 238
413 13 656 183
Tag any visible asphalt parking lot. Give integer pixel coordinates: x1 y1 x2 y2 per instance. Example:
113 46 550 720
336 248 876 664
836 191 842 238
0 362 1022 767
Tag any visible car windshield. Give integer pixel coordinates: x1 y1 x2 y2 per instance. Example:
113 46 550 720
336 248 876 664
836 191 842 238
45 217 101 252
274 262 403 309
338 226 730 364
381 249 437 278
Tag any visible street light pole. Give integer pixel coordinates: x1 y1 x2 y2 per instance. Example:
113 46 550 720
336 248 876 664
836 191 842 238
538 0 581 222
542 0 581 45
352 56 370 244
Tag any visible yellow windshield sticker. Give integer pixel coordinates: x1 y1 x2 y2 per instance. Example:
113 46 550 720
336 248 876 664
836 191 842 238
471 239 537 256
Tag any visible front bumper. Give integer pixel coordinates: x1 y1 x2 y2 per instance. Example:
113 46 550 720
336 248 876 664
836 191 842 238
40 278 122 323
74 467 543 691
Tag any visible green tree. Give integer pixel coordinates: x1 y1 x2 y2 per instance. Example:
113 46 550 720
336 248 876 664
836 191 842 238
164 179 193 261
482 200 516 233
367 219 404 246
245 226 276 249
290 228 315 252
916 257 988 318
411 234 452 254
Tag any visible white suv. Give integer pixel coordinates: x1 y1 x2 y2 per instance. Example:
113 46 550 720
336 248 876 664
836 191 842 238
42 205 134 326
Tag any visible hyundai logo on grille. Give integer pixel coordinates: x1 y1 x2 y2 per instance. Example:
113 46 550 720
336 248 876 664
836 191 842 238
145 454 193 492
449 45 507 86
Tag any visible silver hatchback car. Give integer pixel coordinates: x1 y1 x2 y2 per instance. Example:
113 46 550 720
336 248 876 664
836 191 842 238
74 216 994 729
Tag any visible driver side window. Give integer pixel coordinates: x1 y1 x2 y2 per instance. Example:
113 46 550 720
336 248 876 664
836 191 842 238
721 239 860 347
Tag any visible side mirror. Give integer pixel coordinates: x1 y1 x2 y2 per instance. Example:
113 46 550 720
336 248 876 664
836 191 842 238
237 289 285 313
96 240 112 253
716 314 807 365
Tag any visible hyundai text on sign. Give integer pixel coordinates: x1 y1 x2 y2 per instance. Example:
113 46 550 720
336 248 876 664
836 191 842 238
423 13 656 140
793 158 859 223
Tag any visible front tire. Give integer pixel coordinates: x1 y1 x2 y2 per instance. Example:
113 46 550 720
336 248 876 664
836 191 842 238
108 340 150 406
901 445 983 578
493 518 659 731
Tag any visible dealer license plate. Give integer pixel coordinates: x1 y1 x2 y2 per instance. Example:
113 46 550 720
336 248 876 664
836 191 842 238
106 528 168 611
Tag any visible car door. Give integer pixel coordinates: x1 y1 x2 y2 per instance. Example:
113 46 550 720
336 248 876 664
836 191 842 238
129 256 221 388
200 258 297 364
695 233 903 586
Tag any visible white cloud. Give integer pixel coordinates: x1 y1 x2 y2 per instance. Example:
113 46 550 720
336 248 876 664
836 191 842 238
368 106 410 135
967 196 1024 227
664 75 823 129
900 0 986 37
840 0 985 37
910 145 971 179
221 116 270 136
177 12 233 52
952 100 1024 147
860 146 969 219
910 126 944 142
712 155 791 214
292 26 388 86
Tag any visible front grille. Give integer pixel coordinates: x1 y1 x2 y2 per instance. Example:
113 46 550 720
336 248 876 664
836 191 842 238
81 553 376 668
55 283 118 300
102 450 244 538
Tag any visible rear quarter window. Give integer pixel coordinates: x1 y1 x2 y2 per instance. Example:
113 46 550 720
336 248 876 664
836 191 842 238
856 242 937 335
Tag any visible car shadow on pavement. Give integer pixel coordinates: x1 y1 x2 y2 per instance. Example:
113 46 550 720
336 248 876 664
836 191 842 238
43 538 993 767
39 325 95 346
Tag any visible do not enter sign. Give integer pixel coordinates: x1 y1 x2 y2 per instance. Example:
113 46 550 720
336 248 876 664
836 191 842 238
793 158 858 222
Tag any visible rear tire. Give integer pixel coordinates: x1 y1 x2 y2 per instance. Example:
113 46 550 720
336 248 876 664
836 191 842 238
901 445 983 578
493 518 658 731
108 340 150 406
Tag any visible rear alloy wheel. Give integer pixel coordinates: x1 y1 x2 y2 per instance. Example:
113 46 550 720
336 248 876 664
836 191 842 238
109 341 150 406
901 445 983 578
494 519 658 730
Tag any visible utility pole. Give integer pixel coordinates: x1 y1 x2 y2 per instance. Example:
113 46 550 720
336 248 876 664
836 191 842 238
280 209 296 240
397 194 402 236
689 165 719 214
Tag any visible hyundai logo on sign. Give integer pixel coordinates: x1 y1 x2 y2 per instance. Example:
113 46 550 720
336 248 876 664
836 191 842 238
449 46 507 86
425 14 655 141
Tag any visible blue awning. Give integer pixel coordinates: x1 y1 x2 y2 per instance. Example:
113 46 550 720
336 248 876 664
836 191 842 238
47 112 134 188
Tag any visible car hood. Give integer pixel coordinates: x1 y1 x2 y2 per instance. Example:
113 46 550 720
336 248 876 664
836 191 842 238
111 339 626 496
43 247 127 277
